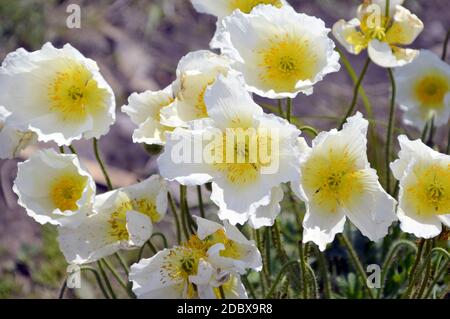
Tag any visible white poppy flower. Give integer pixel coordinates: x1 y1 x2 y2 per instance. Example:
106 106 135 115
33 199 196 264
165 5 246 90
0 43 116 146
214 5 340 98
394 50 450 129
129 217 259 299
158 74 301 226
160 50 232 127
292 113 397 251
122 86 175 145
58 175 168 264
0 106 36 159
13 149 95 227
333 1 423 68
390 135 450 238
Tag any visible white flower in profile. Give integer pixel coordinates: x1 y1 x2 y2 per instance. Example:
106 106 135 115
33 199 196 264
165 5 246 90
160 50 232 127
13 149 95 227
333 0 423 68
0 106 37 159
214 5 340 99
190 0 290 49
394 50 450 129
0 43 115 146
122 85 175 145
158 74 301 226
58 175 168 264
292 113 397 251
390 136 450 238
129 217 260 299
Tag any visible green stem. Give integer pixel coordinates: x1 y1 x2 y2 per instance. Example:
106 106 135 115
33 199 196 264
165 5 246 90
265 260 300 298
298 241 309 299
424 259 450 299
151 232 168 248
114 252 129 274
58 278 67 299
103 257 134 298
168 192 182 244
59 146 65 154
306 263 319 299
338 234 375 299
68 145 77 155
93 138 113 190
286 98 292 123
180 185 195 236
196 185 206 218
415 240 434 298
338 57 371 129
315 246 332 299
378 240 417 298
277 99 284 117
256 229 270 288
402 239 426 298
442 29 450 61
80 266 112 299
242 275 257 299
299 126 319 137
219 285 226 299
385 0 390 19
97 259 116 299
385 68 396 194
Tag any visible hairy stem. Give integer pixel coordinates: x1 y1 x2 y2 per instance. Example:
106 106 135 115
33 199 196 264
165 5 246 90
93 138 113 190
385 68 396 194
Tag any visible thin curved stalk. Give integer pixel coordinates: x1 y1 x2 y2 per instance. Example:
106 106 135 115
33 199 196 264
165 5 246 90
97 259 117 299
93 138 113 190
69 145 77 155
196 185 206 218
286 98 292 123
410 247 450 299
103 257 134 298
152 232 168 248
242 275 257 299
415 240 434 298
180 185 196 234
377 240 417 298
299 126 319 137
338 234 375 299
402 239 425 298
265 260 300 299
168 192 182 244
442 29 450 61
114 252 129 274
338 57 371 129
58 278 67 299
179 185 193 238
306 264 319 299
298 241 309 299
256 229 270 288
385 68 396 194
277 99 284 117
81 265 112 299
219 286 226 299
59 146 65 154
424 259 449 298
315 246 332 299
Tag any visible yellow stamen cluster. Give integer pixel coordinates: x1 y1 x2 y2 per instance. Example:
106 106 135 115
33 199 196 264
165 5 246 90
229 0 283 14
109 197 159 241
259 34 319 92
50 172 87 212
48 62 107 121
302 146 367 213
405 163 450 216
413 72 450 108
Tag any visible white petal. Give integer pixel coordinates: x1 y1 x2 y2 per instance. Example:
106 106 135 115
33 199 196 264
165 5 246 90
368 40 418 68
397 208 442 239
126 210 153 247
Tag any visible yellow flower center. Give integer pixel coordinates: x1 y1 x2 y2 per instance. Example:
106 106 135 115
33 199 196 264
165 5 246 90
302 146 366 213
48 62 107 121
195 82 213 119
50 172 87 211
205 229 243 259
258 34 319 92
413 73 450 108
345 14 389 53
405 163 450 216
211 128 274 186
229 0 282 14
109 198 159 241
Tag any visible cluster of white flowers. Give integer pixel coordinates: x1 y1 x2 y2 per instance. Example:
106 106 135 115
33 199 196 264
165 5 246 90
1 0 449 299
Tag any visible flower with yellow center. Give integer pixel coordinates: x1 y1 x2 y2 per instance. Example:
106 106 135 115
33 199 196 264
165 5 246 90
160 50 232 127
292 113 397 251
129 217 260 299
13 149 95 227
190 0 290 49
394 50 450 129
390 135 450 238
333 0 423 68
58 175 168 264
122 85 176 145
0 43 115 146
214 5 340 98
0 106 36 159
158 74 301 226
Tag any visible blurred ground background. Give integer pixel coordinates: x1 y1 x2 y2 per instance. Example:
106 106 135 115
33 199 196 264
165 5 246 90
0 0 449 298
